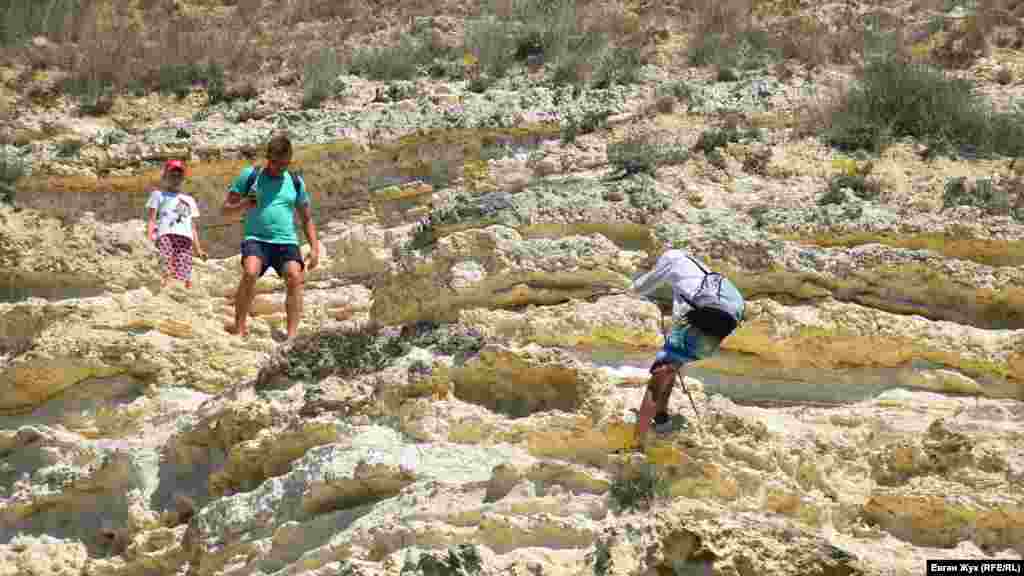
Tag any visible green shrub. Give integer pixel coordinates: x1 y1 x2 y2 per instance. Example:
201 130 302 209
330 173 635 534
827 57 1024 157
283 327 408 381
693 125 759 156
706 149 727 170
405 321 485 361
716 67 739 82
610 174 671 212
464 18 519 79
350 39 421 81
62 73 114 115
409 191 515 249
608 135 689 176
608 463 669 511
56 139 82 157
0 0 81 46
400 545 482 576
466 0 607 85
608 136 658 175
204 62 227 105
466 75 494 94
942 176 1021 219
429 158 454 190
591 45 643 88
590 537 614 576
561 109 611 144
157 63 202 98
511 0 581 65
303 48 344 108
819 174 880 205
0 149 24 204
382 81 418 102
349 28 454 81
663 80 693 102
688 29 778 71
548 30 608 86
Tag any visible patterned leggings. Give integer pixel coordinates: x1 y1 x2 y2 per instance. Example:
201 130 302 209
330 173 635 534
157 234 193 282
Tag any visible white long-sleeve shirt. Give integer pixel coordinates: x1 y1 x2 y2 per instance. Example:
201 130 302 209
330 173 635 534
631 249 710 324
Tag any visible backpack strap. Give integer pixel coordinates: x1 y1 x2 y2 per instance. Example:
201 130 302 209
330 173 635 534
676 254 713 310
288 170 303 196
685 254 712 276
243 166 262 196
246 166 304 195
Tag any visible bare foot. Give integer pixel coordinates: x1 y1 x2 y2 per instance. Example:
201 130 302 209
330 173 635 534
271 329 296 344
225 323 249 338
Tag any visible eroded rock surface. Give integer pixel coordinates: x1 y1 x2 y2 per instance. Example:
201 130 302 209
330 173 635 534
4 0 1024 572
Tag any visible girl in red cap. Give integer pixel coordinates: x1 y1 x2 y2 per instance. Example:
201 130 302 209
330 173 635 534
146 159 206 288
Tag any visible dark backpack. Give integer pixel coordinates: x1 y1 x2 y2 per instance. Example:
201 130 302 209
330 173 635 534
679 256 745 339
243 166 304 198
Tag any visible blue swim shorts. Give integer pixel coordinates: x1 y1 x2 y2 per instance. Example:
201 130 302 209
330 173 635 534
650 324 723 374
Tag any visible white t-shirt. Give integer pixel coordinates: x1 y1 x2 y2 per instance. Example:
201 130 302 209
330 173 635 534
146 190 199 240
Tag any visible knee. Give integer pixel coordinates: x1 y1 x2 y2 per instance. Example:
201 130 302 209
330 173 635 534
648 368 674 392
285 269 304 289
240 267 260 283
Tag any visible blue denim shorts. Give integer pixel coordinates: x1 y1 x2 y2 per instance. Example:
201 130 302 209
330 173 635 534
650 324 723 373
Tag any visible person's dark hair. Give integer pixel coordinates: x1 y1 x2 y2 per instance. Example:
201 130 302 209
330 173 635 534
267 132 292 159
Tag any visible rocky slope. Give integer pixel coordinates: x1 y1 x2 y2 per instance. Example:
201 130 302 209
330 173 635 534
2 0 1024 575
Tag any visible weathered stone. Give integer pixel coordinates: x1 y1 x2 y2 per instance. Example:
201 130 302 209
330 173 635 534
0 287 269 414
370 182 435 227
184 426 535 576
0 426 161 554
371 225 645 326
458 294 661 349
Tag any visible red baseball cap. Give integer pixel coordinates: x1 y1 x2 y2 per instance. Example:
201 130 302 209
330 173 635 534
164 159 186 172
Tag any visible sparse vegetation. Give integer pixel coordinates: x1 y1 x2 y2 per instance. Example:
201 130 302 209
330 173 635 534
303 48 345 109
942 176 1024 219
589 45 644 88
284 326 408 381
560 110 612 145
404 321 486 361
607 134 689 177
587 535 614 576
56 139 82 158
0 147 24 204
819 174 881 205
408 191 515 249
607 174 672 212
349 32 451 82
462 0 643 87
608 463 669 511
693 125 761 156
205 62 227 105
61 73 115 116
283 322 485 381
825 57 1024 157
689 29 779 71
0 0 82 47
400 545 482 576
157 63 203 98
